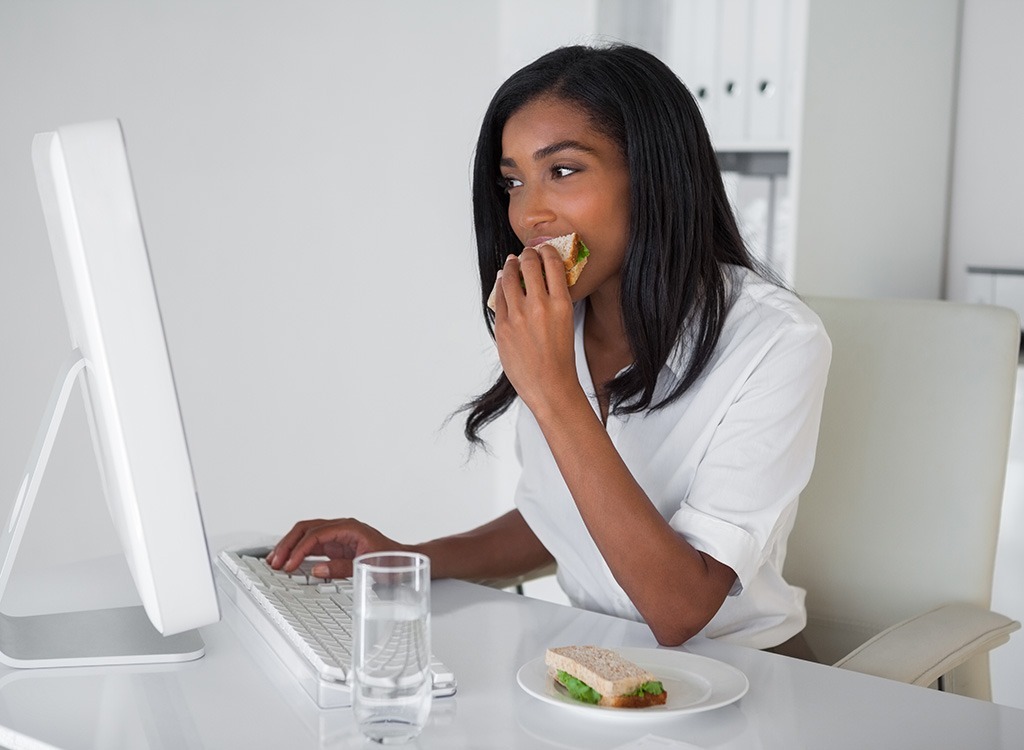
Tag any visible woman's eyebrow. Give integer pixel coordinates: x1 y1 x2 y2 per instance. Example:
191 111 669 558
500 139 598 168
533 139 597 160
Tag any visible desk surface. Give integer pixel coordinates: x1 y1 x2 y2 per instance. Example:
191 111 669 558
1 555 1022 749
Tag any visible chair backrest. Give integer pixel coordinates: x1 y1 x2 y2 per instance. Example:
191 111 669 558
785 297 1020 666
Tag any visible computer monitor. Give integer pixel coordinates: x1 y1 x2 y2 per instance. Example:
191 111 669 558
0 119 220 667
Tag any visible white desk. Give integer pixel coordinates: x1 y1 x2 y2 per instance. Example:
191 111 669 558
1 555 1022 749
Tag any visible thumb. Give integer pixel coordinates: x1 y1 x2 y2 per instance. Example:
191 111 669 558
312 558 354 580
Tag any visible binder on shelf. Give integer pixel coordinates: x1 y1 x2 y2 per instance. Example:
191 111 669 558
748 0 788 142
666 0 720 136
716 0 752 144
619 0 804 149
723 171 792 281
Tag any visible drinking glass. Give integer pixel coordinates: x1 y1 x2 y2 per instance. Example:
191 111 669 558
352 551 432 744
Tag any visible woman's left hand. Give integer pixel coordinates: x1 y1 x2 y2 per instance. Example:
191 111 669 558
491 245 580 417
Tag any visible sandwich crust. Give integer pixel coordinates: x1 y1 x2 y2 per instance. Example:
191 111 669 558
565 256 587 286
596 685 667 708
543 233 582 270
545 645 666 708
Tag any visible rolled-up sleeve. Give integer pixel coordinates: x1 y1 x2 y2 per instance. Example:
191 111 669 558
669 317 832 593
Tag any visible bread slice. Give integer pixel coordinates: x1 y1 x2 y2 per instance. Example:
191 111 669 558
543 233 585 273
486 233 588 311
597 689 668 708
545 645 667 708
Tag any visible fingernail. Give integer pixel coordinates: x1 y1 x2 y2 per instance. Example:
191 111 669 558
312 564 329 578
496 269 504 281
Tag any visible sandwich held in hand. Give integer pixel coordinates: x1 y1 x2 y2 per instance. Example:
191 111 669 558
487 232 590 311
545 645 667 708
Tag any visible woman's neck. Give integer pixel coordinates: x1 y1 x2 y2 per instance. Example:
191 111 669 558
583 289 633 425
584 283 627 351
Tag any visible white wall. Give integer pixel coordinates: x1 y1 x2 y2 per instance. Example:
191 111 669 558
945 0 1024 302
0 1 514 573
0 1 609 577
792 0 961 299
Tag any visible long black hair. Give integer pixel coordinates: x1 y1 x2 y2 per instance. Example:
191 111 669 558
463 43 760 445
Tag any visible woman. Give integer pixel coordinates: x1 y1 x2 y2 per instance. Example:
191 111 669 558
269 44 830 651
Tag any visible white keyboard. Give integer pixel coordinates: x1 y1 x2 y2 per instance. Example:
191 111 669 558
214 547 456 708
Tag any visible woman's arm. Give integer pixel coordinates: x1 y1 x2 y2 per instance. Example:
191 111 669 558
531 393 736 646
268 509 553 583
416 509 554 582
494 246 734 645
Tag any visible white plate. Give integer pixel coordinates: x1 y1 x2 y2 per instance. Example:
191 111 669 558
516 647 748 718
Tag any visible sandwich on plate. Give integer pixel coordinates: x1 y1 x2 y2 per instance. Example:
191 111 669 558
545 645 667 708
487 232 589 311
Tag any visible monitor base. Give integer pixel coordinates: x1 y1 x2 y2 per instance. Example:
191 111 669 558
0 605 204 668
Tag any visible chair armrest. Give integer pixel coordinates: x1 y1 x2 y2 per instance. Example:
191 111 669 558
833 602 1021 687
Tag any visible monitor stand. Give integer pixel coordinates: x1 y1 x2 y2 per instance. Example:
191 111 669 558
0 348 205 668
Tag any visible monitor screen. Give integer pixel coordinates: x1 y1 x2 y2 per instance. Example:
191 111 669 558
0 119 220 666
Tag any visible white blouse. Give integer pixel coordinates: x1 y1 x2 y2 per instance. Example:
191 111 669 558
513 266 832 649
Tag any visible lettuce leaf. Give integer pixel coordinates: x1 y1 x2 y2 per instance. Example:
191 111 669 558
578 242 590 260
556 670 602 704
627 680 664 696
555 671 663 703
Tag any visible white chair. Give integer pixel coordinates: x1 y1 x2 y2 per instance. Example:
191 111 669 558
786 296 1022 699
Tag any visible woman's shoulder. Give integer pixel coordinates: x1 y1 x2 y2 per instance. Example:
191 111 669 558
663 265 830 384
726 265 825 333
717 266 831 365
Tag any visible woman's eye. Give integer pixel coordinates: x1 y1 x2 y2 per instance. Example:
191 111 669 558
552 166 577 178
500 175 522 191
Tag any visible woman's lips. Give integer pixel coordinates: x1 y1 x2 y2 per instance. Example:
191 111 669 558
525 236 555 249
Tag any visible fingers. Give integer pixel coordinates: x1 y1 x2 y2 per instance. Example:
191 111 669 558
311 557 355 579
268 519 325 569
279 524 336 572
268 518 391 576
498 253 522 312
488 268 505 315
518 247 546 297
536 243 571 301
499 246 568 312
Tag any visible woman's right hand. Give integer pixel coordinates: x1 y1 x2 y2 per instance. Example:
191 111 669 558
492 246 581 418
266 518 408 579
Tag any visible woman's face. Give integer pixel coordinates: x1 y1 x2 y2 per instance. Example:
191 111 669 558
499 94 631 303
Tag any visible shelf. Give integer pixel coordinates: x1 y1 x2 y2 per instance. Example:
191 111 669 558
716 150 789 177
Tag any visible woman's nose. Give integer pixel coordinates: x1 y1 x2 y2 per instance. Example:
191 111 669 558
512 185 556 232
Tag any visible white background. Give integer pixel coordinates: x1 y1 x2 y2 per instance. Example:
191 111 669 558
1 0 1022 710
0 0 526 570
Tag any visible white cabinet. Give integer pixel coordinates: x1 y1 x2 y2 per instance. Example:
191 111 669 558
663 0 804 151
664 0 721 135
601 0 961 299
602 0 804 275
660 0 806 277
